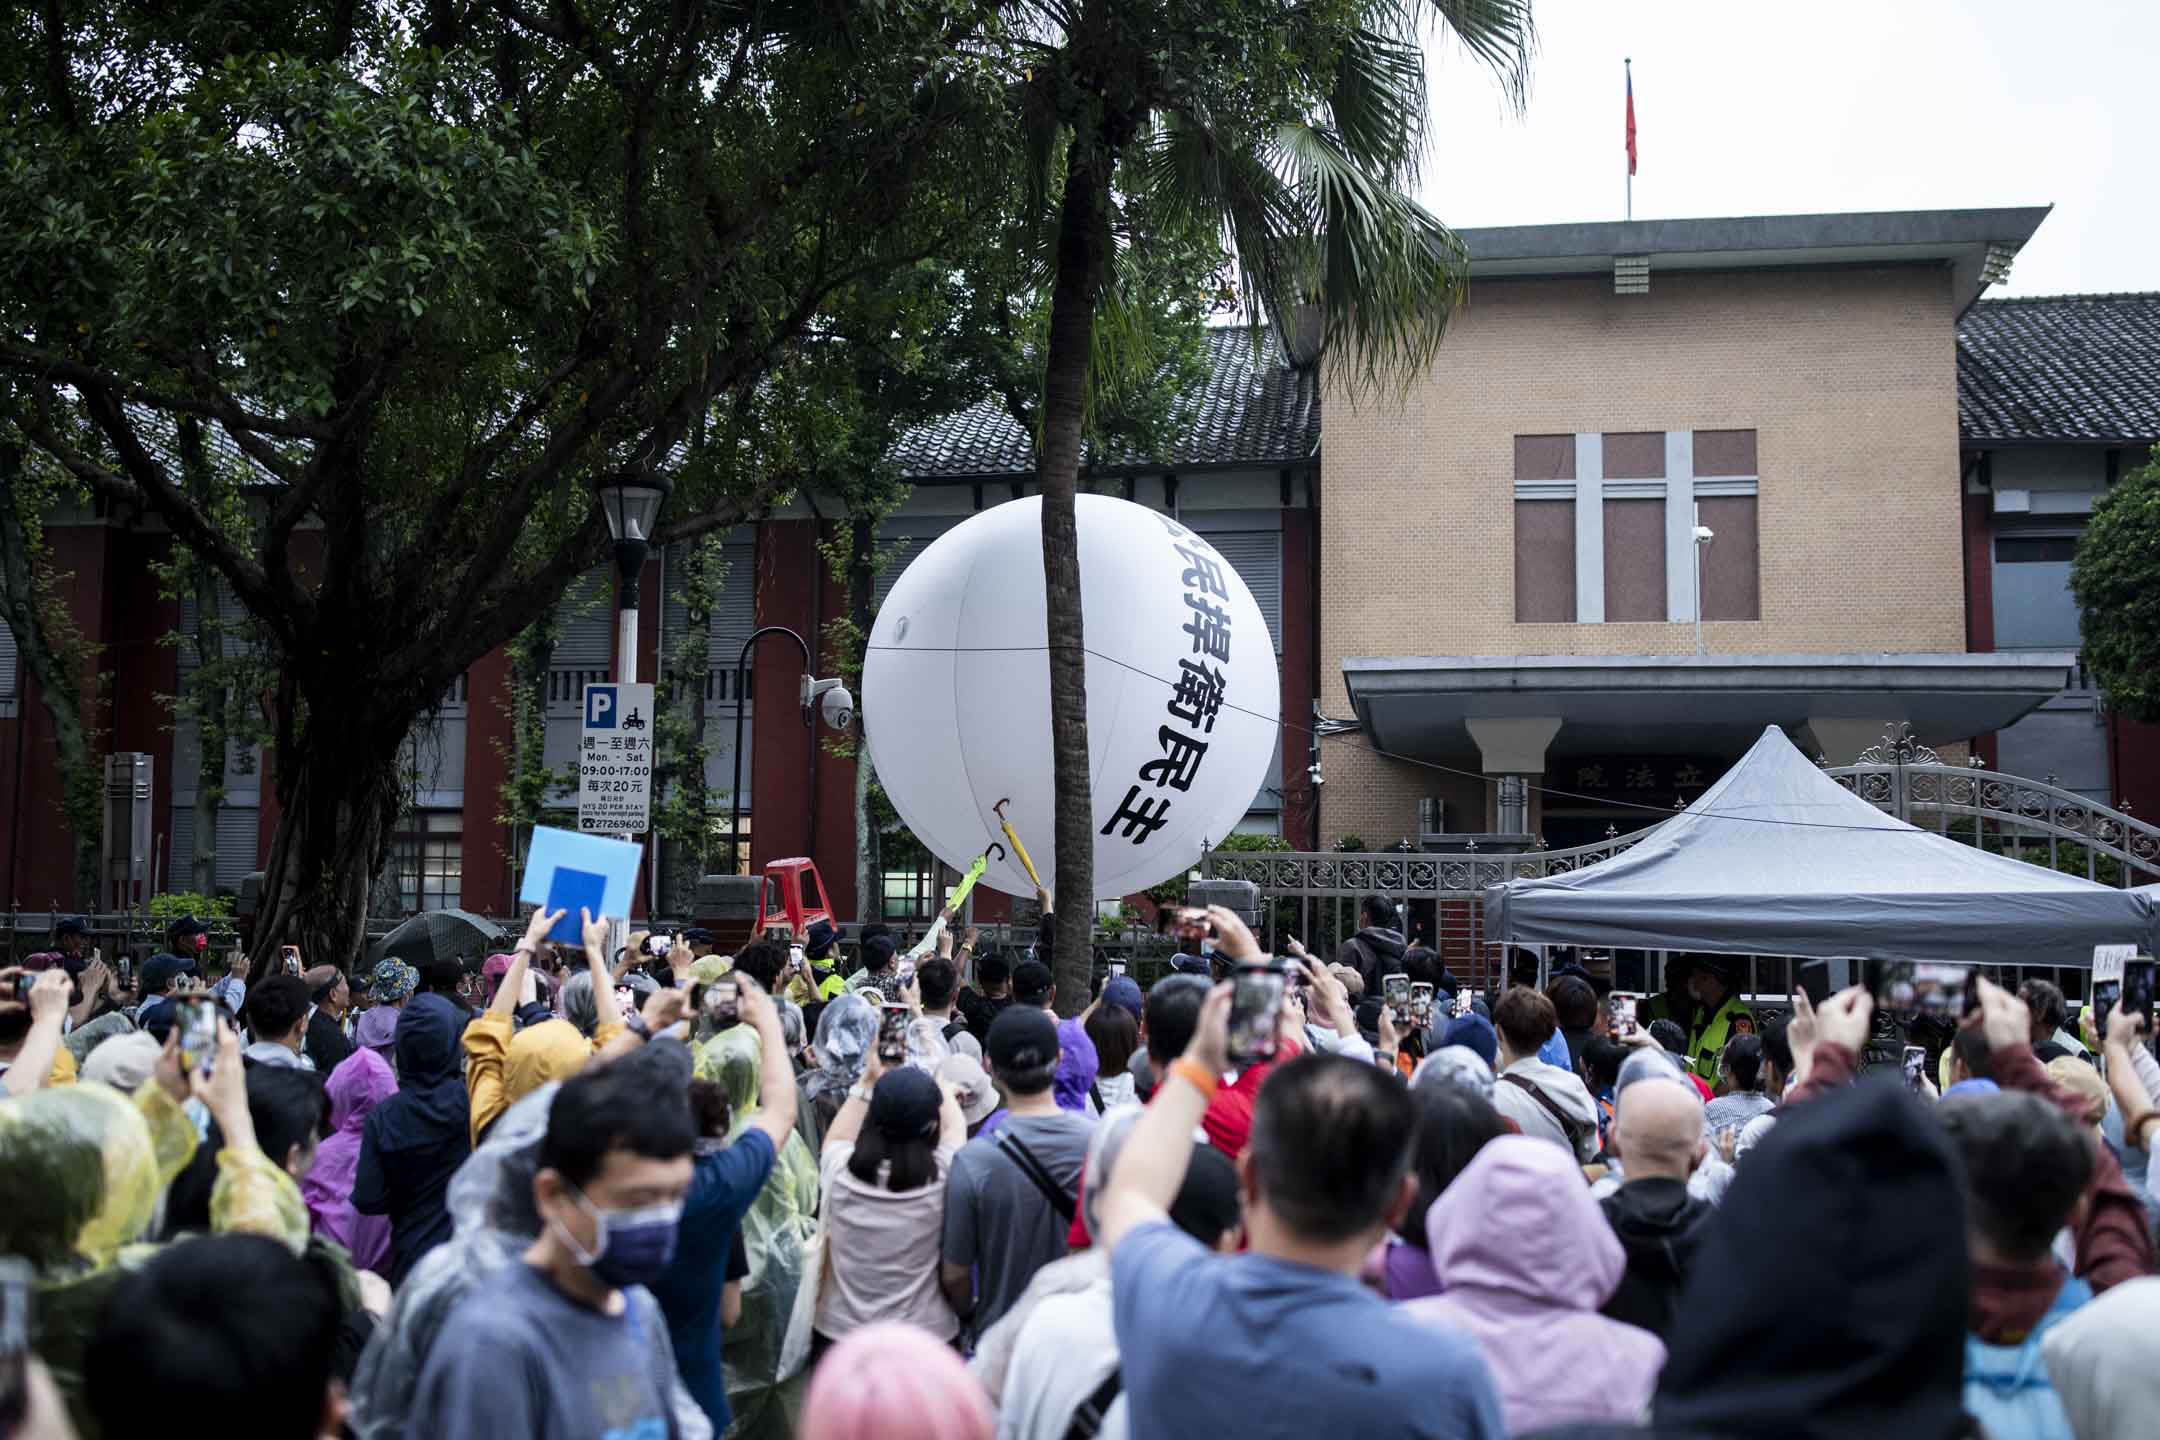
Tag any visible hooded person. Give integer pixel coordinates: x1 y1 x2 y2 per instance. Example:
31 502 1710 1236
797 993 877 1150
1534 1078 1973 1440
0 1067 305 1440
1597 1072 1717 1344
1406 1136 1664 1432
346 1080 716 1440
304 1048 400 1276
1338 894 1408 992
693 1023 821 1440
352 993 473 1287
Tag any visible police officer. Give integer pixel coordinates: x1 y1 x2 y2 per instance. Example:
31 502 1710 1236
1682 956 1754 1084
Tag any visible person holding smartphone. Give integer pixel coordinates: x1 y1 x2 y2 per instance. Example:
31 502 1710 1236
0 968 74 1094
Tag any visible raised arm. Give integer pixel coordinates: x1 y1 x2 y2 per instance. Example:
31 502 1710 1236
737 975 800 1147
3 968 71 1096
493 907 561 1020
582 908 623 1032
1097 982 1231 1252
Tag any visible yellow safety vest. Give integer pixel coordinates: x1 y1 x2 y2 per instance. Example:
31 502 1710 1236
1687 993 1755 1083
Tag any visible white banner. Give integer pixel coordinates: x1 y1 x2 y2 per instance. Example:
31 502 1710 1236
579 682 655 834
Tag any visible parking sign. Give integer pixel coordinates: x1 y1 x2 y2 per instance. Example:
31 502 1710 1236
579 683 655 834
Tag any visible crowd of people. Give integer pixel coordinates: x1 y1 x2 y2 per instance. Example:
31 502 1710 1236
2 892 2158 1440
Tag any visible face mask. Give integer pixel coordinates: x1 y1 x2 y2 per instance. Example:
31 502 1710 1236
553 1184 682 1288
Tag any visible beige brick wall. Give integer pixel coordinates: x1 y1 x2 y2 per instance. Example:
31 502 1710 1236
1316 264 1967 846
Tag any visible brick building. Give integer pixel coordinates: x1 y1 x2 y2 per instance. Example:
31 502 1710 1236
1315 207 2148 851
0 329 1319 920
5 209 2156 918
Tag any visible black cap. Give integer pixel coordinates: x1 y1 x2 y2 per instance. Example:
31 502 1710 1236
868 1066 941 1140
139 951 197 997
681 927 716 946
1011 960 1054 1006
1168 1143 1243 1248
54 916 88 939
805 919 838 961
986 1006 1059 1074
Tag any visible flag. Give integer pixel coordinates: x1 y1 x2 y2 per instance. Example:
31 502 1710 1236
1626 68 1638 177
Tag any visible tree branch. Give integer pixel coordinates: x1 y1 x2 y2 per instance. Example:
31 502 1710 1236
0 339 331 441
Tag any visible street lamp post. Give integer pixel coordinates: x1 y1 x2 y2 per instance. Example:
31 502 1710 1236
1692 519 1716 657
728 626 854 875
593 469 674 692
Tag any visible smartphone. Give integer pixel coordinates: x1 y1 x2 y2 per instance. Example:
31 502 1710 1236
1796 960 1832 1010
1171 907 1214 951
1227 961 1286 1068
0 1256 30 1435
115 954 133 990
1901 1044 1928 1093
2124 961 2157 1046
877 1004 910 1066
1108 961 1126 978
1610 993 1638 1037
9 972 28 1003
1382 972 1410 1017
1408 981 1435 1026
178 997 218 1078
2093 979 2122 1038
614 984 637 1014
706 979 739 1024
281 945 302 977
644 931 674 959
895 957 916 989
1455 988 1475 1019
789 944 807 972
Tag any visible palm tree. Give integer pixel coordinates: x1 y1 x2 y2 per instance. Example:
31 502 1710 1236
1019 0 1536 1009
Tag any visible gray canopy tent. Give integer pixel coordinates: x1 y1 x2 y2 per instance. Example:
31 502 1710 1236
1484 726 2160 968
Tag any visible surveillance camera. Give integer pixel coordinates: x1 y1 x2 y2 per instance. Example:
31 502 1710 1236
1308 764 1325 787
1692 525 1715 542
821 685 855 731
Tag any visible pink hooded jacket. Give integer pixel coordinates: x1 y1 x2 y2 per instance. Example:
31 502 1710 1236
1404 1135 1665 1434
304 1047 400 1275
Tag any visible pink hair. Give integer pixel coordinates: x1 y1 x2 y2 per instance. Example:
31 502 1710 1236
799 1323 993 1440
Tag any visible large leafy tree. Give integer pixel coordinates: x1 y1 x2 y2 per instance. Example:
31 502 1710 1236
2071 446 2160 723
1011 0 1535 1006
0 1 1005 962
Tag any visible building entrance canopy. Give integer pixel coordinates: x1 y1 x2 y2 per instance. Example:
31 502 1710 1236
1482 725 2158 967
1343 652 2077 766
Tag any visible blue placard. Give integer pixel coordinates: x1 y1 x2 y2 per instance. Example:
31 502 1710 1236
518 825 644 942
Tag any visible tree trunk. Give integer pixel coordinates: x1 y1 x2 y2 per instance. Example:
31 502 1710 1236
849 513 876 925
0 449 101 908
251 668 411 974
189 564 225 898
1037 132 1117 1013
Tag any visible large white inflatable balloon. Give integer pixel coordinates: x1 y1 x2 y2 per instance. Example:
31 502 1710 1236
863 494 1280 900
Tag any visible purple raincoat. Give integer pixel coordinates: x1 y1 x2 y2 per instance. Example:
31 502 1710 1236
304 1047 400 1275
1404 1135 1665 1434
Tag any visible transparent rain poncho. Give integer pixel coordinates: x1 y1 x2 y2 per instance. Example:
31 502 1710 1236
0 1078 299 1439
695 1024 821 1440
347 1079 714 1440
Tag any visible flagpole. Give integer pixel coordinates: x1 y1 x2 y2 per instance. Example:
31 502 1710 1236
1625 57 1633 221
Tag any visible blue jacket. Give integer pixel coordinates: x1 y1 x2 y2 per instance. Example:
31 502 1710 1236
1962 1272 2091 1440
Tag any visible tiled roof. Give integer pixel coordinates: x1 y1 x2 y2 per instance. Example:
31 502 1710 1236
891 326 1320 479
1958 293 2160 444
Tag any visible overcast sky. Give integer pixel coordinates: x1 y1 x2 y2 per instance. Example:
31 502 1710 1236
1417 0 2157 296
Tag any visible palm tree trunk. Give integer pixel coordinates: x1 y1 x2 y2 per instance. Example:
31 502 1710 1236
1037 132 1116 1013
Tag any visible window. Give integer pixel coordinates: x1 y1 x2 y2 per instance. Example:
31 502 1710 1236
392 811 463 913
1993 528 2083 650
1514 429 1759 624
880 860 936 921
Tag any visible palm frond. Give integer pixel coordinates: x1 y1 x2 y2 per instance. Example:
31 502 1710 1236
1328 25 1430 183
1422 0 1537 112
1273 119 1470 399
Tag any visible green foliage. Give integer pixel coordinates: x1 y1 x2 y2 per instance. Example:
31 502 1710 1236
148 891 236 924
2072 447 2160 721
652 537 726 870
